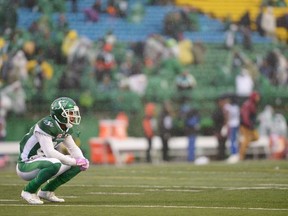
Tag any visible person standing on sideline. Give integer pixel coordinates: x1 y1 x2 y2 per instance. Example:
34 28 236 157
16 97 89 205
142 102 157 163
224 95 240 163
239 91 261 160
212 96 229 160
185 107 200 162
158 101 173 162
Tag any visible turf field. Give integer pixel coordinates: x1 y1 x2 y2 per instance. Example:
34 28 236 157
0 160 288 216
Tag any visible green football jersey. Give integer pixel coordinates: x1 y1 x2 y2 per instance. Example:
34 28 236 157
18 115 74 162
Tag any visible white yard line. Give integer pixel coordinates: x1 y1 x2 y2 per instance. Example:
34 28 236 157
2 183 288 190
0 199 19 202
87 192 142 195
0 204 287 211
145 189 201 192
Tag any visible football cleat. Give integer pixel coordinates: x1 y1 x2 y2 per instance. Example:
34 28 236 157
21 190 44 205
37 190 65 202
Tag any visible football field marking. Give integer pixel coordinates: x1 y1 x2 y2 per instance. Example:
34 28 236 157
88 192 142 195
2 183 288 191
0 199 19 202
0 204 288 211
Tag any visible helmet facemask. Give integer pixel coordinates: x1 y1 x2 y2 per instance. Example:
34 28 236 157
61 105 81 127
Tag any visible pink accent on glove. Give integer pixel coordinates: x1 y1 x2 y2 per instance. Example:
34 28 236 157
76 158 90 171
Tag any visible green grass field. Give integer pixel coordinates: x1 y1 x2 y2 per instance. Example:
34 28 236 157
0 160 288 216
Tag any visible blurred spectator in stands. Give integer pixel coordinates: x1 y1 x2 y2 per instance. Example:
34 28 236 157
68 37 93 66
64 37 93 89
261 7 276 41
142 102 157 163
144 35 166 68
97 74 116 92
92 0 103 13
224 95 240 164
164 8 199 40
223 14 232 31
266 49 278 83
11 50 28 82
0 112 6 141
164 11 183 40
274 49 288 86
57 14 69 31
179 7 199 32
276 11 288 28
165 38 179 59
128 1 145 23
116 0 128 18
1 53 14 84
32 58 45 92
261 49 287 85
238 10 251 29
0 0 18 34
239 91 260 160
22 40 36 59
106 0 117 16
104 30 117 46
175 70 196 104
192 42 206 65
178 39 193 65
0 109 9 167
70 0 78 13
84 3 100 22
256 6 265 36
259 58 274 82
238 10 252 50
212 95 229 160
119 50 134 77
235 67 254 104
62 30 79 59
0 81 26 115
119 55 147 95
224 24 238 50
158 101 174 162
185 106 200 162
84 0 103 22
276 12 288 43
257 105 274 136
94 43 116 82
0 87 12 119
176 70 197 90
26 57 53 96
269 112 287 159
34 15 53 51
240 25 252 50
50 14 69 64
124 73 147 96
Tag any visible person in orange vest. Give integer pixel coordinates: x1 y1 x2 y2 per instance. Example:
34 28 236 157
142 103 157 163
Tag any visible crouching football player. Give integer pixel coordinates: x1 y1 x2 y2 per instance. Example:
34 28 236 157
16 97 89 204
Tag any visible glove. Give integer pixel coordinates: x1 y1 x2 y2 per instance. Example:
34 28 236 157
76 158 90 171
